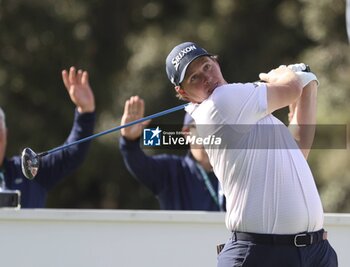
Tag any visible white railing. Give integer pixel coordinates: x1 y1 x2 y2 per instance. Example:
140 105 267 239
0 210 348 267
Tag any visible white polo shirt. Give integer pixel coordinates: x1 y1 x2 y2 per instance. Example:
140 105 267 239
186 83 324 234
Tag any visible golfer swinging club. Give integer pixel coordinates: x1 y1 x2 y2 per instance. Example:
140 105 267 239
165 42 338 266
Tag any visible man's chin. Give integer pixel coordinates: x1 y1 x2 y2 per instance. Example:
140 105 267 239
209 85 219 95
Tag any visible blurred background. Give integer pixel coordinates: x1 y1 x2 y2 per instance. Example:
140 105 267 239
0 0 349 212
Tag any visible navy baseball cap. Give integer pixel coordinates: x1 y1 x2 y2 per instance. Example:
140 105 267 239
166 42 211 86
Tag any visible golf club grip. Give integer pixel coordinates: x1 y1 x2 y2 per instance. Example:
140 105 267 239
42 103 189 156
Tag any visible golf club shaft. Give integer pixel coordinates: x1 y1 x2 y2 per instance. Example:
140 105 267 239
38 103 188 157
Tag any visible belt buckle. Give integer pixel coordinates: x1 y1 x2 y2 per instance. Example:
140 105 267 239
294 233 312 247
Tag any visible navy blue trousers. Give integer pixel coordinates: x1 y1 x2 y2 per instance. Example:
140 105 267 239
217 234 338 267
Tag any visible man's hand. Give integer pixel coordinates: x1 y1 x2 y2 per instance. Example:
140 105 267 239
121 96 150 141
287 63 319 87
62 67 95 113
259 65 300 85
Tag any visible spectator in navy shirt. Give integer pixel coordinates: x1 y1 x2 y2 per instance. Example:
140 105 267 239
0 67 96 208
119 96 225 211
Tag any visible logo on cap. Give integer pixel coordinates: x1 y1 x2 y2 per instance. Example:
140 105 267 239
171 44 197 71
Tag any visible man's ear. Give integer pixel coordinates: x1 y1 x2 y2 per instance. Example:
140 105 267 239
181 127 190 137
175 85 186 97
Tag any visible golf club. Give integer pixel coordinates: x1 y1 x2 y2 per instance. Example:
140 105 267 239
21 103 188 180
21 64 312 180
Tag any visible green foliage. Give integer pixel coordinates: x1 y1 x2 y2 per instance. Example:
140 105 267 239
1 0 349 212
298 0 350 212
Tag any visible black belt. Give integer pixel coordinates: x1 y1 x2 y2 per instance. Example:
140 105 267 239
232 229 327 247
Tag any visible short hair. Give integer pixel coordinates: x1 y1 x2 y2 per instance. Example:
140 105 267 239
0 107 6 129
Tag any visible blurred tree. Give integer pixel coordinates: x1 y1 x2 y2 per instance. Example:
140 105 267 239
0 0 349 212
297 0 350 212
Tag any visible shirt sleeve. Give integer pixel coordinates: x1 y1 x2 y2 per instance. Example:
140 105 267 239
34 109 96 190
212 83 268 125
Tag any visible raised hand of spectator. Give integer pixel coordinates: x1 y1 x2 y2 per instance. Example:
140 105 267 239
62 67 95 113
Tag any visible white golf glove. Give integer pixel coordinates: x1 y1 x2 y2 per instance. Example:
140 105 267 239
287 63 319 87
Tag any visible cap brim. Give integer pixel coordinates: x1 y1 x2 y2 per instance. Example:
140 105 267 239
178 54 210 85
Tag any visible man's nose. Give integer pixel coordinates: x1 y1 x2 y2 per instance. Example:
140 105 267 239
203 73 211 85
